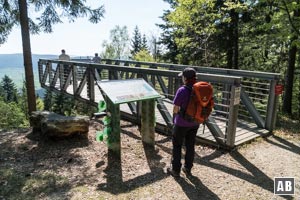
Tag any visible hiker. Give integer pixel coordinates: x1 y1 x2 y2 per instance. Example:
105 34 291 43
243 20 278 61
92 53 101 63
92 53 102 80
58 49 70 61
58 49 71 84
167 67 200 177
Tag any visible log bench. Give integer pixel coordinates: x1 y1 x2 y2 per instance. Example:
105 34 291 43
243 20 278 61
30 111 89 138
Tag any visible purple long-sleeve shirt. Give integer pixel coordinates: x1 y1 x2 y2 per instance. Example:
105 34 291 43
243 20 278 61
173 85 199 127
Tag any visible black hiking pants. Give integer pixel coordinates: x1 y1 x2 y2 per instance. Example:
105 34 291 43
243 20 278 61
171 125 199 172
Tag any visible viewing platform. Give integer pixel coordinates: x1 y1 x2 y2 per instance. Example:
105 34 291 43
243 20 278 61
38 58 281 149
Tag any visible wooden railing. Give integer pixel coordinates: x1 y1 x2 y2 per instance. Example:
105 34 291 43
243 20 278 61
100 59 281 132
38 58 280 148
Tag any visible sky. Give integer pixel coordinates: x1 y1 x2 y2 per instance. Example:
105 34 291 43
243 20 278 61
0 0 170 57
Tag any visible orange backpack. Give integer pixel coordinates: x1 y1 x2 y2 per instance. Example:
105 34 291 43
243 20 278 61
181 81 214 124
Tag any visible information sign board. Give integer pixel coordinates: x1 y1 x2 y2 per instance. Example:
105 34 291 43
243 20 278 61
97 79 160 104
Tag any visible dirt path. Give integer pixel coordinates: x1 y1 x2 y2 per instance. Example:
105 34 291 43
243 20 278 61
0 120 299 200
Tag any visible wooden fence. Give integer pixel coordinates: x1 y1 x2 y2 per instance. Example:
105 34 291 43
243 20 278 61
38 58 281 148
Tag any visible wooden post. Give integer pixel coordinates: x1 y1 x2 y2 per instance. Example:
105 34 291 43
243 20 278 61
136 73 143 125
265 79 279 131
106 97 121 157
72 64 78 94
226 85 240 147
59 63 64 89
47 62 52 85
87 66 95 102
141 99 156 146
168 66 174 99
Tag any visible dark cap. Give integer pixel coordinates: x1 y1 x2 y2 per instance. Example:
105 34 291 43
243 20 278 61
178 67 196 79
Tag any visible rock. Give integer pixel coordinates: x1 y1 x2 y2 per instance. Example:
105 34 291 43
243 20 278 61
30 111 52 131
30 111 89 138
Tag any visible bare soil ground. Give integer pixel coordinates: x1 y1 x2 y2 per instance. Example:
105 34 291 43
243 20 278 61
0 119 299 200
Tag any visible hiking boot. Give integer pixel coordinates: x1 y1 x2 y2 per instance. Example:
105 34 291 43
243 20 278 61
182 167 192 176
167 167 180 177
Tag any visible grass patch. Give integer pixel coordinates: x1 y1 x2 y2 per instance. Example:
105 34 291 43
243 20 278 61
0 168 69 199
71 185 89 194
276 114 300 135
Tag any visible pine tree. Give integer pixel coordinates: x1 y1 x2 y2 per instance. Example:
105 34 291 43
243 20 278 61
131 26 142 56
141 34 148 52
0 85 4 99
0 75 18 103
157 3 180 64
52 92 74 115
18 80 29 119
52 92 65 115
43 89 53 111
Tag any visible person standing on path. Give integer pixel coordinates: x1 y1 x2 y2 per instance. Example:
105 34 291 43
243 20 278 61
167 67 200 177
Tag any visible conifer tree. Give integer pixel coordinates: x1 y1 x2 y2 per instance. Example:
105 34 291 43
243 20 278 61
52 92 65 115
141 34 148 51
131 26 142 56
43 89 53 111
19 80 29 119
0 75 18 103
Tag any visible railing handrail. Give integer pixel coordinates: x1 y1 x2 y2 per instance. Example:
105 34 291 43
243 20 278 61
39 59 242 85
38 58 280 148
101 58 281 81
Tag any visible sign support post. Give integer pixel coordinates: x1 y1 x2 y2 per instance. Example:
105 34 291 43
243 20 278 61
105 97 121 157
141 99 156 145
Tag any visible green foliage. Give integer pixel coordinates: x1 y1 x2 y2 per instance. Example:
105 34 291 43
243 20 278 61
157 8 180 63
43 89 53 111
18 80 28 119
0 75 18 103
158 0 300 116
36 97 44 111
101 25 130 59
42 90 96 117
71 100 97 117
141 34 148 51
131 26 142 56
0 99 28 129
52 92 74 116
133 49 155 62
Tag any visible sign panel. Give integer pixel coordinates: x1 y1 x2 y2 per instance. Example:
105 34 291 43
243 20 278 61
233 86 241 105
97 79 160 104
275 84 284 95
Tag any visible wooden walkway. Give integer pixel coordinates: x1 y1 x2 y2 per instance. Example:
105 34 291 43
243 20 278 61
65 82 269 147
39 58 280 149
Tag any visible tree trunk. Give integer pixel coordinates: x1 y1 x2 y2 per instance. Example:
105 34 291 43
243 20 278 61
18 0 36 115
283 6 299 115
232 9 239 69
227 2 239 69
283 43 297 114
226 25 233 69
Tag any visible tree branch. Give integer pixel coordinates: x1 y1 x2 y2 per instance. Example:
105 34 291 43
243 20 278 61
282 0 300 36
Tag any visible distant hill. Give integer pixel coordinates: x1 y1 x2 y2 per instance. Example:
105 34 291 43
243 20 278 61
0 53 57 69
0 54 57 97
